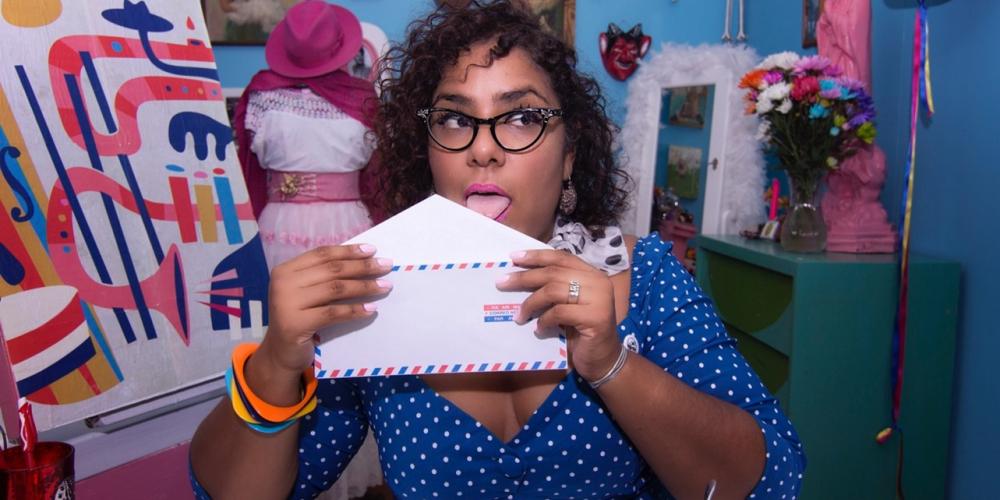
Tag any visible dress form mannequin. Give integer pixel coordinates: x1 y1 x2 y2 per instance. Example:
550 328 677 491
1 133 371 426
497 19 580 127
233 2 384 497
817 0 896 253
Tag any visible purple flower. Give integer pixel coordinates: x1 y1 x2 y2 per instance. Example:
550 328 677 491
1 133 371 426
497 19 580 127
841 90 876 129
793 55 832 75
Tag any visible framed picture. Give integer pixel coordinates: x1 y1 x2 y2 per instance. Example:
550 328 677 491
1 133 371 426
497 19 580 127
802 0 825 48
203 0 298 45
667 86 708 129
524 0 575 48
435 0 576 47
666 145 702 200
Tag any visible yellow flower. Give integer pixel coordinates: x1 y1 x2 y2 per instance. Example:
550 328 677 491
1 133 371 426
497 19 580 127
857 122 876 144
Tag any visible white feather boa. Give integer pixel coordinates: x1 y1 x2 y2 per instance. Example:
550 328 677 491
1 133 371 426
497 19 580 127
619 43 765 236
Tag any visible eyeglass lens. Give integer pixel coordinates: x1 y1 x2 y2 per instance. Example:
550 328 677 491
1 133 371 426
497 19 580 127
426 109 550 151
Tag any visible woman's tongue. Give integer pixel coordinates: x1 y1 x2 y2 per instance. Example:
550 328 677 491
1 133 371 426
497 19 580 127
465 194 511 220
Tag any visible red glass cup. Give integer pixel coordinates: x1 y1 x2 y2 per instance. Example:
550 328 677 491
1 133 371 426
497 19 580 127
0 442 75 499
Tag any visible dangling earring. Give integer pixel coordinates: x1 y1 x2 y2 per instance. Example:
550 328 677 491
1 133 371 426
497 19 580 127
559 178 577 216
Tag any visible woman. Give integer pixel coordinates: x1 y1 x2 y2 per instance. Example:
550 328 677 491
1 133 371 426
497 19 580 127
191 2 805 498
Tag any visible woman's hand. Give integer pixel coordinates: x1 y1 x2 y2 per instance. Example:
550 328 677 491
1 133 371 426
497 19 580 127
497 250 622 382
256 244 393 379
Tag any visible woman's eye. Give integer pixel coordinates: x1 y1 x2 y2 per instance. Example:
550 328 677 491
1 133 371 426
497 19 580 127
435 112 472 129
503 110 544 127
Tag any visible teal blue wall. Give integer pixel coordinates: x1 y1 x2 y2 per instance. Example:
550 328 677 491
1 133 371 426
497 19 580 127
871 2 996 498
213 1 992 496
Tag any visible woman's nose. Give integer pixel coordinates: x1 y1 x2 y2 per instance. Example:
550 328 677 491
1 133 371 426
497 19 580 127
468 124 505 168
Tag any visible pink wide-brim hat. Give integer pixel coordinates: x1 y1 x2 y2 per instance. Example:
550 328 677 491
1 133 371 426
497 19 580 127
265 1 363 78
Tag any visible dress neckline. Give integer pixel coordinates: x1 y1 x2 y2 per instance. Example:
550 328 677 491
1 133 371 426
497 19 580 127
405 238 650 446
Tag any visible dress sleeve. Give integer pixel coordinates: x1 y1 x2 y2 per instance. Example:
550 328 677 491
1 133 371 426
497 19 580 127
288 378 370 499
244 90 266 134
627 235 806 498
188 378 370 500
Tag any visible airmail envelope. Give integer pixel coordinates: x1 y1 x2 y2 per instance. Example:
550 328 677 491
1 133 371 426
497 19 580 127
314 195 567 378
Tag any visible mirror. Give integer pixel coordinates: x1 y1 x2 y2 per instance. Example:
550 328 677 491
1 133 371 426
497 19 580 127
620 43 765 238
655 84 716 233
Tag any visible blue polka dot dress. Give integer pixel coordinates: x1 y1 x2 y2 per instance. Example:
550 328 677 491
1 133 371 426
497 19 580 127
192 235 805 498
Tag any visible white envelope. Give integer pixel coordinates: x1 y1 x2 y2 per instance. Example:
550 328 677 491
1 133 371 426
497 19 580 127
314 195 567 378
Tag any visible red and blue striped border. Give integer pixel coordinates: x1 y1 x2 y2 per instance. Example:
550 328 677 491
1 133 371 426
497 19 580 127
313 347 566 378
391 261 510 272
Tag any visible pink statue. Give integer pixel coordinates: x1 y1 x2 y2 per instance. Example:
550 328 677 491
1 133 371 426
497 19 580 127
818 0 896 253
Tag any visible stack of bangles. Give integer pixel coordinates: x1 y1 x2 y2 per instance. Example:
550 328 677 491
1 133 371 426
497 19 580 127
226 343 318 433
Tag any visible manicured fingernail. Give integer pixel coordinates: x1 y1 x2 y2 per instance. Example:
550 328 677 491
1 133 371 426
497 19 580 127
359 244 377 254
510 251 526 260
377 258 393 268
363 303 378 312
376 279 393 289
495 274 510 285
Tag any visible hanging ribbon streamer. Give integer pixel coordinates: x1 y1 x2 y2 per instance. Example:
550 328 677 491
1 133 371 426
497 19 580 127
876 0 934 497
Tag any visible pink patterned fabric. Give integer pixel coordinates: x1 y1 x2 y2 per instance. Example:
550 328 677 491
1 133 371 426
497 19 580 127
267 171 361 203
818 0 896 253
245 88 350 132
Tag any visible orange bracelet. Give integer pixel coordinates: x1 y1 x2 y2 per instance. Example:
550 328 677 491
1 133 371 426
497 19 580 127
230 342 318 423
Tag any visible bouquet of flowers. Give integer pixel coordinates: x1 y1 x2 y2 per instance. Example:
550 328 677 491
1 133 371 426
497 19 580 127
739 52 877 197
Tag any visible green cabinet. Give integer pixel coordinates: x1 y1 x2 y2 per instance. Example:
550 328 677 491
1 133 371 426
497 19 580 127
695 236 959 500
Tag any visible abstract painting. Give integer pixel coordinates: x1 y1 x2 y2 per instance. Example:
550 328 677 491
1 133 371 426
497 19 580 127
0 0 269 430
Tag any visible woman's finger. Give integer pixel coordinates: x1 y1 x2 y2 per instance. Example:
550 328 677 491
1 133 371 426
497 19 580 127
535 303 577 332
284 243 378 273
298 257 394 287
516 281 575 324
298 302 378 333
510 249 593 271
299 278 393 308
496 266 577 293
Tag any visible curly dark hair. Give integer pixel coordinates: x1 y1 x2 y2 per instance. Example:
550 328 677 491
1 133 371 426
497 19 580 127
367 0 630 228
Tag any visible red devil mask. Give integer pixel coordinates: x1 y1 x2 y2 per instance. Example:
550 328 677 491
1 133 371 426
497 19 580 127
599 23 651 81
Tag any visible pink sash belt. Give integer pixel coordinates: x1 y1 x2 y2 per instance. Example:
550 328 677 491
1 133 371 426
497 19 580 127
267 171 360 203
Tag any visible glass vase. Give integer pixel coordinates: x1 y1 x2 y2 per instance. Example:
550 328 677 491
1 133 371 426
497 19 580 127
780 173 827 253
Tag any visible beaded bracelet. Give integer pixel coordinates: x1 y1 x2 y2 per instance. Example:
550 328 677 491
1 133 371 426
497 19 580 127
588 343 630 389
226 342 318 432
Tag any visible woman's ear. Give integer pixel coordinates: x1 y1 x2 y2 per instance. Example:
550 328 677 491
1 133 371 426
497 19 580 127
562 148 575 180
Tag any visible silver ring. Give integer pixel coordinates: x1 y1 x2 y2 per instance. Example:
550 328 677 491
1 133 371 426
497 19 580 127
567 280 581 305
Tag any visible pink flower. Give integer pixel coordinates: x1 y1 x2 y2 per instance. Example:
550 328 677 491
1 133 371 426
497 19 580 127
764 71 785 85
791 76 820 101
822 65 843 77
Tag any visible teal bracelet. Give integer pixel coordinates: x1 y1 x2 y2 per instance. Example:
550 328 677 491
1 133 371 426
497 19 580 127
247 419 297 434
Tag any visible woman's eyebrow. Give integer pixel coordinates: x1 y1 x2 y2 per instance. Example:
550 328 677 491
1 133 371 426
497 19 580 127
496 88 550 105
432 93 471 106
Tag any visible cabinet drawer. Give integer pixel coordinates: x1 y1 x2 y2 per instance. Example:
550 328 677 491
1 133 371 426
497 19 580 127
700 249 794 356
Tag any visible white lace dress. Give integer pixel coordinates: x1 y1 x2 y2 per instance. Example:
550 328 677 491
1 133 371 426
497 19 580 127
246 87 375 269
